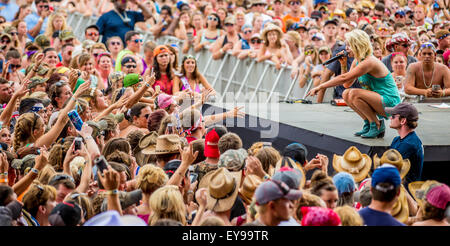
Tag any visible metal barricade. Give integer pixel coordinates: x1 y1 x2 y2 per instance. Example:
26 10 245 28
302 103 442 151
66 12 324 102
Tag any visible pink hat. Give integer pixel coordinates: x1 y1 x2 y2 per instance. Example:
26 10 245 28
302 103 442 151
301 207 341 226
443 49 450 68
385 33 412 52
156 94 174 110
426 184 450 210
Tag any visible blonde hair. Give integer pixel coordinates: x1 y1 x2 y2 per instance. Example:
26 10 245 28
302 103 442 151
148 185 187 225
44 12 68 38
255 147 281 175
22 181 57 217
38 165 57 185
65 191 95 222
344 29 373 62
334 205 364 226
13 112 42 151
200 216 226 226
286 31 301 48
136 164 168 194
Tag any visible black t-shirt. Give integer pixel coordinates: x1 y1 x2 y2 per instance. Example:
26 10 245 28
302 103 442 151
326 44 361 99
230 196 246 221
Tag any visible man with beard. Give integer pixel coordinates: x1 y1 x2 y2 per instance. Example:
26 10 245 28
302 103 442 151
96 0 152 44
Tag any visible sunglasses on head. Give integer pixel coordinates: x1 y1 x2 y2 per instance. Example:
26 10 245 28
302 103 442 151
134 39 143 43
49 173 75 186
125 64 137 69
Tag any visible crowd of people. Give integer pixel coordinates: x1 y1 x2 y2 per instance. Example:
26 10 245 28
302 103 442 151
0 0 449 227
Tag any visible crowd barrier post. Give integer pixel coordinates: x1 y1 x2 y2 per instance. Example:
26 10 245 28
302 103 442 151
211 53 229 88
266 66 286 103
284 74 299 101
235 59 255 100
249 63 270 103
221 59 241 99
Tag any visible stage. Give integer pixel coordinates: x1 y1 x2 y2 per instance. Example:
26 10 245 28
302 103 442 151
203 102 450 184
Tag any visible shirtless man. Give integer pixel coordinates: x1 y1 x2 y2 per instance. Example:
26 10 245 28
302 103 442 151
404 43 450 98
119 102 151 138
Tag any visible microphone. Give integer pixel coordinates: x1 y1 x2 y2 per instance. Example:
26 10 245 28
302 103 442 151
322 50 348 66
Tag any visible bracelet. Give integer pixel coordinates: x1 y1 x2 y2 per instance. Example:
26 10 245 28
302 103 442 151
443 90 446 97
1 172 7 176
31 168 39 174
145 83 151 88
84 136 93 140
187 190 194 195
263 174 270 181
105 189 119 195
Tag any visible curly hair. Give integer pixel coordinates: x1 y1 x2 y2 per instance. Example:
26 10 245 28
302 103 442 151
136 164 168 195
48 137 75 172
149 185 186 225
106 150 133 169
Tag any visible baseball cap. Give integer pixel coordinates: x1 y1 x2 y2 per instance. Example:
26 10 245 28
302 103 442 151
153 45 170 58
121 56 137 66
163 160 182 179
241 23 253 32
84 210 147 226
301 206 341 226
224 16 236 25
86 120 108 138
59 30 75 41
395 10 406 17
123 73 141 87
332 172 356 195
28 76 48 89
204 129 221 158
254 180 302 205
311 11 323 20
312 33 325 41
48 201 82 226
156 93 174 110
425 184 450 210
272 167 303 190
35 34 50 48
283 143 308 165
11 154 37 174
385 103 419 121
218 148 248 172
176 1 189 10
324 19 338 27
314 0 329 5
371 165 401 190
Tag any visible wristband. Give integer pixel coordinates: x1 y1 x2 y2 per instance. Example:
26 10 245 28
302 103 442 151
105 189 119 195
84 136 93 140
145 83 151 88
263 174 270 181
1 172 7 176
31 168 39 174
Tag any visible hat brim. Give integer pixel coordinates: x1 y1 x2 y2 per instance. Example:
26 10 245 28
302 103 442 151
144 149 180 155
391 186 409 223
206 177 240 213
141 145 156 155
284 189 303 201
122 189 143 209
332 154 372 183
373 154 411 180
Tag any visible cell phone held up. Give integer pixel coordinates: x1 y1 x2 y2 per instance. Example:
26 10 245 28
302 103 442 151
68 109 84 131
74 137 83 151
95 155 109 174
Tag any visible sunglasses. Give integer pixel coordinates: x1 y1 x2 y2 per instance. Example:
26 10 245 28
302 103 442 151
254 3 266 6
289 1 301 5
143 113 150 118
438 33 450 40
419 43 436 51
207 16 218 21
87 32 99 36
340 27 350 31
401 43 409 48
395 14 405 18
225 23 234 27
10 32 18 36
390 114 400 119
111 41 121 45
374 14 382 18
10 64 21 69
251 39 262 44
125 64 137 69
134 39 143 43
243 30 252 34
305 50 313 55
93 53 100 57
1 39 10 44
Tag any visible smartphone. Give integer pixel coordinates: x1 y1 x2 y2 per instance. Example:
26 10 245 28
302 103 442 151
432 84 441 91
0 60 12 74
167 123 174 134
187 32 193 41
190 172 198 183
94 155 109 174
74 137 83 151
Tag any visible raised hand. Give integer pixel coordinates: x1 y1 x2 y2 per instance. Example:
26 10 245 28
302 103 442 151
226 106 245 118
97 165 120 191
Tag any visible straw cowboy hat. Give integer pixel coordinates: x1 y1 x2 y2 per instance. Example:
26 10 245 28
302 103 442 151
139 131 159 155
408 180 441 208
391 186 409 224
275 157 306 189
144 134 181 155
204 167 240 212
261 23 283 40
333 146 372 183
373 149 411 180
239 174 263 204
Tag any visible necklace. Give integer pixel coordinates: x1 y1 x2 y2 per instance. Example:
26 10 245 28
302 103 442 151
114 9 131 23
422 64 435 88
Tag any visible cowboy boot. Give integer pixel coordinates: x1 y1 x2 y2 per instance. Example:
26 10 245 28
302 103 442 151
362 120 385 138
354 120 370 136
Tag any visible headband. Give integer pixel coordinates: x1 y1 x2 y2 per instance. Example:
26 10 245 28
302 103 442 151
419 42 436 53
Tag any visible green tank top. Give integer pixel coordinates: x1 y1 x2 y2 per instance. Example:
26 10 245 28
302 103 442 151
358 70 401 108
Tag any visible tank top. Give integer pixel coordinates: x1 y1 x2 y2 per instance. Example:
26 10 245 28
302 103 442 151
180 76 201 93
153 74 174 95
201 29 221 43
222 33 243 48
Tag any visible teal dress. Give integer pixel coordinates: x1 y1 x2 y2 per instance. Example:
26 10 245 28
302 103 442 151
358 72 401 118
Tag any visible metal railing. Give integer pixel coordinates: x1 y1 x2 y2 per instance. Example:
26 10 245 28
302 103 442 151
66 12 334 103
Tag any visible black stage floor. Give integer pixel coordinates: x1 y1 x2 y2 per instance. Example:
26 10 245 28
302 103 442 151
203 103 450 184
